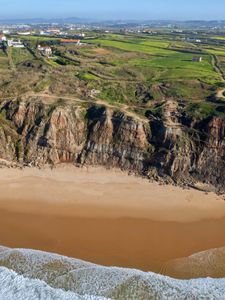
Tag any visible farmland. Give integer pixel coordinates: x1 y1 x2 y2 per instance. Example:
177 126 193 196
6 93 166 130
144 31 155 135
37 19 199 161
0 31 225 119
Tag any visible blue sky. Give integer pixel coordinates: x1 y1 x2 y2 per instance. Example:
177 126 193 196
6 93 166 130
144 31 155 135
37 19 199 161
0 0 225 20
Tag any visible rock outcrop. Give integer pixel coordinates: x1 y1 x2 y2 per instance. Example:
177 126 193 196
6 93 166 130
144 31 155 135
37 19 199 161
0 97 224 192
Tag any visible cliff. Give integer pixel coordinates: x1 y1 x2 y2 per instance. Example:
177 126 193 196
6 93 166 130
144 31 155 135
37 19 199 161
0 97 224 192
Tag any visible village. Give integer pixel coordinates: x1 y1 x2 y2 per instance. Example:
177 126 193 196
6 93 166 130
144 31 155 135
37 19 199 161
0 33 24 48
37 39 81 57
0 32 82 58
0 31 203 63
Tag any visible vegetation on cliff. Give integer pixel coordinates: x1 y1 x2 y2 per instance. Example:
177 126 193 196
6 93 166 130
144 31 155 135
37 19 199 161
0 32 225 191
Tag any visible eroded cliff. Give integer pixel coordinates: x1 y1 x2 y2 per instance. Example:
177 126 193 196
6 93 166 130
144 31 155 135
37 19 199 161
0 97 224 192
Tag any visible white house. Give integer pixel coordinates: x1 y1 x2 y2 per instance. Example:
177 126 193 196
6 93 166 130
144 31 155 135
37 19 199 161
192 56 202 62
37 45 52 57
18 32 31 36
8 39 24 48
0 34 7 42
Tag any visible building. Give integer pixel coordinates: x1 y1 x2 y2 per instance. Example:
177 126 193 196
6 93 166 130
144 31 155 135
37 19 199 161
40 29 61 36
18 31 31 36
0 34 7 42
192 56 202 62
60 39 81 45
7 39 24 48
0 34 7 49
37 45 52 57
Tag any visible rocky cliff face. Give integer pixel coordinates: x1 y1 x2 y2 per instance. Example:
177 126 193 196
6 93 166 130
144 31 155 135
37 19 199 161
0 97 224 192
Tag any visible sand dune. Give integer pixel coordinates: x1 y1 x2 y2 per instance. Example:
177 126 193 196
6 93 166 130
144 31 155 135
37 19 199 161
0 166 225 277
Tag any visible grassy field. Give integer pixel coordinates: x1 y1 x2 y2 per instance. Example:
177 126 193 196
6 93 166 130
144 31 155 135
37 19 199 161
0 49 9 69
11 48 35 65
84 38 174 56
129 53 218 83
84 36 220 85
12 35 60 42
0 31 225 119
211 36 225 41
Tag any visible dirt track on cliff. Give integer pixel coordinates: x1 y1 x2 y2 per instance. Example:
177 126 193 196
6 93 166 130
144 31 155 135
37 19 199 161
24 92 149 123
216 88 225 99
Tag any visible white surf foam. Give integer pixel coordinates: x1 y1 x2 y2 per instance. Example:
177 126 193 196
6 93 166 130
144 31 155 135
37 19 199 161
0 266 108 300
0 246 225 299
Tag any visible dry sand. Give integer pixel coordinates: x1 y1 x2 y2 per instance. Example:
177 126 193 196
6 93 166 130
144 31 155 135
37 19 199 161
0 165 225 277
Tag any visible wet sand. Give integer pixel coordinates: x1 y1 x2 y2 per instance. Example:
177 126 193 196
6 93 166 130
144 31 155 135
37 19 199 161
0 166 225 277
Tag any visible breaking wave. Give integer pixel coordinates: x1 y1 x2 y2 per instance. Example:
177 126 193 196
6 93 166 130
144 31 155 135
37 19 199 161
0 246 225 299
0 267 107 300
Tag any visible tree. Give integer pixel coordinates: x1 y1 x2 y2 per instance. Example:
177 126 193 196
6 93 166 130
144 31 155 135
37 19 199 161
2 40 8 52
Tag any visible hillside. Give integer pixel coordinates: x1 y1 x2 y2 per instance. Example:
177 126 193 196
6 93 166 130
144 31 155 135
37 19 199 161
0 32 225 192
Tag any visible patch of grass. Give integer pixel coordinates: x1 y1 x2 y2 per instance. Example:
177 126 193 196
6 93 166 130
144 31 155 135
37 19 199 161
0 109 7 119
13 35 60 42
54 56 78 66
129 53 219 84
80 72 100 81
84 38 175 56
11 47 34 65
0 49 7 57
100 84 126 104
211 36 225 41
186 102 224 119
33 77 52 92
0 49 9 69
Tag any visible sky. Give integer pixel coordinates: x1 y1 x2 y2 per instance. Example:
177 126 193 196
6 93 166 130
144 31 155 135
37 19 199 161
0 0 225 20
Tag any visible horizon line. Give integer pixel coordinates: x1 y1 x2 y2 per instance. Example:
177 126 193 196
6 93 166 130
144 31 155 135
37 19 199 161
1 17 225 22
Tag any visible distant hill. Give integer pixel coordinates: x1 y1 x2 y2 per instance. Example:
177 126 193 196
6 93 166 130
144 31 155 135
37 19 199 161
0 17 88 24
0 18 225 27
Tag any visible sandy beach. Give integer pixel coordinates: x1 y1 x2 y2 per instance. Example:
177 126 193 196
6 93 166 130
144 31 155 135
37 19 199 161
0 165 225 277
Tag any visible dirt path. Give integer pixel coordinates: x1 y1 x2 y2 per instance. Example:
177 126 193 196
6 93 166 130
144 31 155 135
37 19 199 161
211 54 224 80
25 92 149 123
216 88 225 99
211 54 225 99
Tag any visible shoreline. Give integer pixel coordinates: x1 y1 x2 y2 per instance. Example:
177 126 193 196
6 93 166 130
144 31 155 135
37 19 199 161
0 165 225 277
1 209 225 275
1 158 224 195
0 165 224 222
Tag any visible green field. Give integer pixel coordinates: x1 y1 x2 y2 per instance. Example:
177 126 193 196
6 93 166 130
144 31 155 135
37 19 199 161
13 35 60 42
0 50 9 69
11 48 35 65
0 31 225 119
84 38 174 56
212 36 225 41
84 36 220 85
